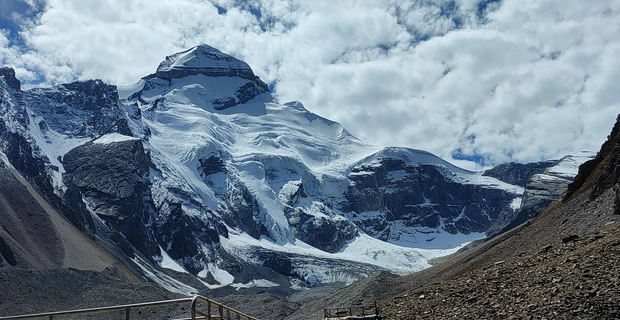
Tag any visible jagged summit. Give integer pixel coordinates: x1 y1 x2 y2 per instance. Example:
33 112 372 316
154 44 260 83
0 67 20 91
134 45 270 111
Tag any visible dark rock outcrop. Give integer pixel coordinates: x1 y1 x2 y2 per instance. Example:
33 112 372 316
220 180 269 240
343 158 515 238
483 160 559 187
62 138 158 257
25 79 128 138
0 236 17 266
287 206 358 253
157 202 225 274
487 154 595 236
212 81 268 110
518 174 570 217
497 174 573 235
565 114 620 213
0 119 50 189
0 67 20 91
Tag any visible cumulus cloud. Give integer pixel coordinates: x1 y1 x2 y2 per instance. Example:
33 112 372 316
1 0 619 169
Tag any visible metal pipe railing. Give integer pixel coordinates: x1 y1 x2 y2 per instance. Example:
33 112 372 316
190 296 257 320
0 295 258 320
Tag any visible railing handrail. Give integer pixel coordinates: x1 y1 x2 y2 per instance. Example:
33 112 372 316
191 296 257 320
0 295 258 320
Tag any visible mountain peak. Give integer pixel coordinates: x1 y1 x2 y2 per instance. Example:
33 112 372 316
134 45 270 110
0 67 21 91
155 44 255 81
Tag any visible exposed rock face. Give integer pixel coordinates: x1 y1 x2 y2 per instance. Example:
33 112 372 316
0 236 17 266
0 67 20 91
26 79 129 138
62 138 158 256
567 115 620 197
211 81 269 110
498 174 573 234
483 160 559 187
566 114 620 214
0 68 28 133
521 175 571 216
0 119 50 188
285 204 358 254
485 153 595 236
219 179 270 240
343 158 515 240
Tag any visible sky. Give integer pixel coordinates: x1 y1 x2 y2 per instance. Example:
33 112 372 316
1 0 619 170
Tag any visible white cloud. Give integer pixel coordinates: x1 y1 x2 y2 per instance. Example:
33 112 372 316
1 0 619 169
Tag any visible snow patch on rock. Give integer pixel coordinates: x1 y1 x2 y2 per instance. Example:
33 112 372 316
93 133 139 145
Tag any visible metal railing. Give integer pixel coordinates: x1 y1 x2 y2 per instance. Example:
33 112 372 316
0 295 258 320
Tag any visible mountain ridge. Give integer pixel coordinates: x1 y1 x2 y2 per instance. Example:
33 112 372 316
0 45 593 297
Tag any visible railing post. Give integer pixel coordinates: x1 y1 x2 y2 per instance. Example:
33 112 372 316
125 307 130 320
191 296 199 320
375 300 379 317
207 301 212 320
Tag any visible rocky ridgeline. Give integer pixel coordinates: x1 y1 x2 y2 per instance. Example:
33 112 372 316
566 114 620 212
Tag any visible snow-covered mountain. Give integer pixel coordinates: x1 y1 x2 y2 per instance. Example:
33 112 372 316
0 46 592 295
